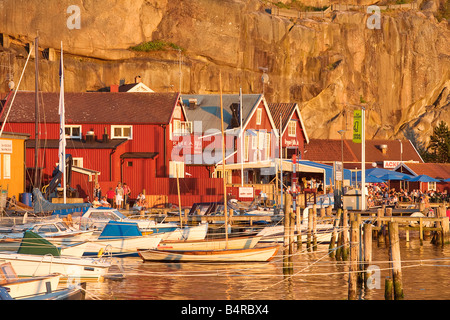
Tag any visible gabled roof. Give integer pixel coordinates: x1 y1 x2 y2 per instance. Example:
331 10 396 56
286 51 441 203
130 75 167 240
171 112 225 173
304 139 423 164
394 162 450 180
119 82 154 93
181 94 277 136
267 102 309 143
1 91 180 124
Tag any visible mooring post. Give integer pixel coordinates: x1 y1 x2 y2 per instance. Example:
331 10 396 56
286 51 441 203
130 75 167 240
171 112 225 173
363 223 373 285
377 208 384 245
313 204 317 251
342 209 349 260
290 208 295 254
385 277 393 300
307 206 312 252
419 217 424 245
284 194 292 254
329 208 341 258
388 221 404 300
348 220 359 300
296 206 302 249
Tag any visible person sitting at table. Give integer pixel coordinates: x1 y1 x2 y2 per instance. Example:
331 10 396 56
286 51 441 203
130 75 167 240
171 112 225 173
92 196 101 208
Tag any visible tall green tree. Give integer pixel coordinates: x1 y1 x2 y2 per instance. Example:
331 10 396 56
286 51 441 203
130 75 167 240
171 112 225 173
427 121 450 163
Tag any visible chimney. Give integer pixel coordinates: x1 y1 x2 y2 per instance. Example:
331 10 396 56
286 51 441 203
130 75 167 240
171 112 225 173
102 127 109 143
135 75 142 83
110 84 119 92
379 144 388 154
86 130 95 143
188 98 198 109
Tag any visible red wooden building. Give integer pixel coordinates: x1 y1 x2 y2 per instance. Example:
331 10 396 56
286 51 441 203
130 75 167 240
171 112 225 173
0 91 224 204
267 103 309 160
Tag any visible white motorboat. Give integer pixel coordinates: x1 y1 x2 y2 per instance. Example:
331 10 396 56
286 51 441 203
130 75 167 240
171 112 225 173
75 207 208 240
0 231 111 281
0 262 61 299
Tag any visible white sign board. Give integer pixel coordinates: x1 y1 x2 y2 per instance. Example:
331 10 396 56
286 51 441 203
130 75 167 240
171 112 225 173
383 161 401 169
0 140 12 154
239 187 254 198
334 161 343 181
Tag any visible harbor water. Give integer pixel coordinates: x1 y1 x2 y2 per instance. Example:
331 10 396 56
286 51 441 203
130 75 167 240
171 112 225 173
85 236 450 300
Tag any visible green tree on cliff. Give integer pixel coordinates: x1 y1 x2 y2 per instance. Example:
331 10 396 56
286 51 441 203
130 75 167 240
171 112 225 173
425 121 450 163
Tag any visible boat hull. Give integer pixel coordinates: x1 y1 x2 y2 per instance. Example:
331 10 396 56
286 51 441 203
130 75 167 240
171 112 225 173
137 246 280 262
2 274 61 299
83 235 162 256
157 236 262 251
0 252 111 280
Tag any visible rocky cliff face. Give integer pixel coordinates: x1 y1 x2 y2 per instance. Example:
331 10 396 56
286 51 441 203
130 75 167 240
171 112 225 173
0 0 448 147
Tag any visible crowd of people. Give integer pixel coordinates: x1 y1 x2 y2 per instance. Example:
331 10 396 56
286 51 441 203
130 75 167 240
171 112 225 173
90 182 147 210
366 184 450 208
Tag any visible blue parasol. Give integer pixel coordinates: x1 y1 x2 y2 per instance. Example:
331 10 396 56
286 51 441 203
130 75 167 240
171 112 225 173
409 174 441 183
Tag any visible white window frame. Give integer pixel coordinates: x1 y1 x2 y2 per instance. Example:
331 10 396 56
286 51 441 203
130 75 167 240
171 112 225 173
256 108 262 125
169 161 185 178
173 120 192 136
65 125 82 139
244 134 249 162
3 154 10 179
428 181 437 191
111 125 133 139
72 157 83 168
288 120 296 137
265 132 271 160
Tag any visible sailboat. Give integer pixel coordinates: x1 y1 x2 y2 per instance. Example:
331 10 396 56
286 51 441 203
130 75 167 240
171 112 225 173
138 73 279 263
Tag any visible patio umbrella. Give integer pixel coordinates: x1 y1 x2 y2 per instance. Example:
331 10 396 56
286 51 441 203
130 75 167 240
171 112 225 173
409 174 441 182
365 175 386 183
379 172 412 181
442 178 450 182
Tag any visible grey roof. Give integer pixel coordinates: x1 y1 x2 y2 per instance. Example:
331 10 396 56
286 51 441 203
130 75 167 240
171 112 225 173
181 94 263 133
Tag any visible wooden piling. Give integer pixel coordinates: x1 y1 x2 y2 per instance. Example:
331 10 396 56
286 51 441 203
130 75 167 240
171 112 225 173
312 204 317 251
296 206 302 249
385 277 393 300
348 220 359 300
328 208 341 258
342 209 349 260
307 206 313 252
284 194 292 252
388 222 404 300
363 223 373 285
419 217 424 245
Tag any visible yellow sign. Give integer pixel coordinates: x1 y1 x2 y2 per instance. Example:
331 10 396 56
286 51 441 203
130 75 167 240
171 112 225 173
353 110 362 143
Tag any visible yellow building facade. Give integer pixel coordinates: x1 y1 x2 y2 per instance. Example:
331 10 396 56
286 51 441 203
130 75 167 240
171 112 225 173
0 132 29 201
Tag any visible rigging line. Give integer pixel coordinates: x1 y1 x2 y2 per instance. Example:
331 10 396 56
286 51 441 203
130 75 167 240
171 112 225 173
241 243 346 299
0 49 33 137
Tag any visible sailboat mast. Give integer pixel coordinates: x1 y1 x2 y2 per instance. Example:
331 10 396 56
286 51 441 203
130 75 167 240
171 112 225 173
59 42 67 204
34 36 40 190
219 73 228 247
240 87 244 187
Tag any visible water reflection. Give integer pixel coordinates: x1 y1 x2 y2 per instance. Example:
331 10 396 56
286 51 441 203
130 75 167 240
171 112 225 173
86 239 450 300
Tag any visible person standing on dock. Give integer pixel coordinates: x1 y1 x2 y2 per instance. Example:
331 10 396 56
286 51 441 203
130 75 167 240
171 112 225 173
106 187 115 207
123 183 131 208
115 182 124 209
93 183 102 200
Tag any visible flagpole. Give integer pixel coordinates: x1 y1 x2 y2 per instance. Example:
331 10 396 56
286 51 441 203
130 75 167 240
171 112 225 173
240 87 244 187
59 41 67 204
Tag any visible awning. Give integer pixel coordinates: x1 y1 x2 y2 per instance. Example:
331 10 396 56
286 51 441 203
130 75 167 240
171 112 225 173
72 166 100 182
222 159 325 174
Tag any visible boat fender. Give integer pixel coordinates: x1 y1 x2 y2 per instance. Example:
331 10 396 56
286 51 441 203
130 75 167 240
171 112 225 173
98 247 105 258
